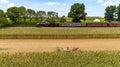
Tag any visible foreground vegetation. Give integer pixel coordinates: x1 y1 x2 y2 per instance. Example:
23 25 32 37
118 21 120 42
0 27 120 39
0 51 120 67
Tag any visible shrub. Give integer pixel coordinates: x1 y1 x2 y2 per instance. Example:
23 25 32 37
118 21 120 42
60 16 66 23
0 18 10 27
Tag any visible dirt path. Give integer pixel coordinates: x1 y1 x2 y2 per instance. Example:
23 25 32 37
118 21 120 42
0 39 120 52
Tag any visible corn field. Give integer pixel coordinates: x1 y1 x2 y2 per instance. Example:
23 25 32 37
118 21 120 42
0 51 120 67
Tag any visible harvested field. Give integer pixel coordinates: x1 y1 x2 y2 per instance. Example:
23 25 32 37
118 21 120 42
0 39 120 52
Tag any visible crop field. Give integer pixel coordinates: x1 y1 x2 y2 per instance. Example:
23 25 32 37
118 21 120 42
0 39 119 67
0 27 120 66
0 51 120 67
0 38 119 66
0 27 120 38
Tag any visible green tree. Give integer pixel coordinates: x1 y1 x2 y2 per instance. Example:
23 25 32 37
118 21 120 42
0 9 5 17
68 3 87 22
60 16 66 23
47 11 58 23
36 10 46 22
117 4 120 21
26 9 35 22
6 7 19 23
18 6 26 23
105 5 116 22
0 9 9 27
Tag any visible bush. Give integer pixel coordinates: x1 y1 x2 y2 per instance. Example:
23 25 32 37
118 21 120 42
0 18 10 27
60 16 66 23
6 18 14 26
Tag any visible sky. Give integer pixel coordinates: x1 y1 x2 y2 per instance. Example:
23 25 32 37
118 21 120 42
0 0 120 17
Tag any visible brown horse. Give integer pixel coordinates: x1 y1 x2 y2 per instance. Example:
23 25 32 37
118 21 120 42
72 47 79 51
57 47 79 52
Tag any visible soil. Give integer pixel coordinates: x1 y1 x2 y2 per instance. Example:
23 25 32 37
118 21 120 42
0 39 120 52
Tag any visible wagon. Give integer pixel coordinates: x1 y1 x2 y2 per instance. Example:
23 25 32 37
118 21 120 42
87 23 107 27
59 23 86 27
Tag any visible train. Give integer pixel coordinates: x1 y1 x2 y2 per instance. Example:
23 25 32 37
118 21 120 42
36 22 120 27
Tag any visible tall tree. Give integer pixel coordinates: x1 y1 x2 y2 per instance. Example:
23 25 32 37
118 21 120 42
47 11 58 23
117 4 120 21
36 10 46 22
26 9 35 22
104 5 116 22
6 7 19 23
0 9 8 27
0 9 5 17
68 3 87 22
18 6 26 23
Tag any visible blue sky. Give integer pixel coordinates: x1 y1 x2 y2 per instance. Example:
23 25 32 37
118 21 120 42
0 0 120 17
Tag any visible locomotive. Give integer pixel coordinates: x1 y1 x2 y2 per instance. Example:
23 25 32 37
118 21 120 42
37 22 120 27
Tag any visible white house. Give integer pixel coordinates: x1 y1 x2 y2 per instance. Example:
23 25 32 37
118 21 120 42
93 19 100 22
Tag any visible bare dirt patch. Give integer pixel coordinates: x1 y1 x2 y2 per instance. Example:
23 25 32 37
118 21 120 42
0 39 120 52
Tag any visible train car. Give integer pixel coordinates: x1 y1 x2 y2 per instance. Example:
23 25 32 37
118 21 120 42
87 23 108 27
36 22 59 27
108 23 120 27
37 22 120 27
36 23 49 27
48 23 59 27
59 23 86 27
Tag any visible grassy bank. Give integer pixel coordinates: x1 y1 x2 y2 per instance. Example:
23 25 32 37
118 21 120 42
0 27 120 39
0 51 120 67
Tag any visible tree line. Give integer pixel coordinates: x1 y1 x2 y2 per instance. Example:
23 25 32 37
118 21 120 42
0 3 87 27
0 6 61 27
105 4 120 22
3 2 120 27
7 6 59 24
2 2 120 27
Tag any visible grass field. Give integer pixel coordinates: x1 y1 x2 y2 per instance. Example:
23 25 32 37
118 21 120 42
0 51 120 67
65 17 105 23
0 27 120 38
